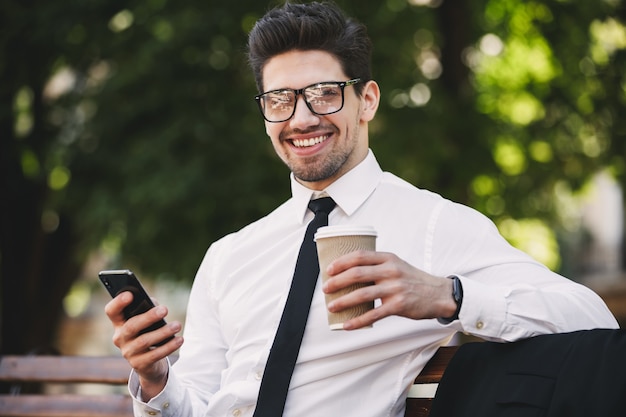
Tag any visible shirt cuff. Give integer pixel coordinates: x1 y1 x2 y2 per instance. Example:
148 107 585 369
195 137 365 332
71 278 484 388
128 357 182 417
443 275 508 340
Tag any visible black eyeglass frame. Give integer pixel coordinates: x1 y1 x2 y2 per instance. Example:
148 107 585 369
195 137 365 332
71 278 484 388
254 78 362 123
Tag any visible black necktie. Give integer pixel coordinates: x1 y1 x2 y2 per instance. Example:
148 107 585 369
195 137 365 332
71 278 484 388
253 197 336 417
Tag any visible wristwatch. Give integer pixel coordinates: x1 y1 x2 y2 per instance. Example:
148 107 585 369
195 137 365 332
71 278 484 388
437 275 463 324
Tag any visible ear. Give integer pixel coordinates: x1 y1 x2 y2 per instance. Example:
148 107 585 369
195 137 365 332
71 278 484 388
359 80 380 122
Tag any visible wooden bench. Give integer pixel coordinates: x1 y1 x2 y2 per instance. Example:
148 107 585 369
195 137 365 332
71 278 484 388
406 346 458 417
0 346 457 417
0 355 133 417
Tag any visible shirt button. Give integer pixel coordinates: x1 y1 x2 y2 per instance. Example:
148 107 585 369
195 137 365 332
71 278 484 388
147 412 158 416
233 409 242 417
163 402 170 409
476 321 484 329
255 371 263 380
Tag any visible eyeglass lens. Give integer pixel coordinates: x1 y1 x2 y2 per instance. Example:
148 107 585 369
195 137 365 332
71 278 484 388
259 82 345 122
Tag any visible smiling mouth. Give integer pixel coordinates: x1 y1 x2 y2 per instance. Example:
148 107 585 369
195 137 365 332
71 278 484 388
292 135 329 148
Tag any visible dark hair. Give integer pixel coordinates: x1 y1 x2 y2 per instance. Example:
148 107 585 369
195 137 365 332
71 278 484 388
247 1 372 95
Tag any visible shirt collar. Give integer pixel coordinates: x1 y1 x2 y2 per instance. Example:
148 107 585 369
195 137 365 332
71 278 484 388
290 150 383 224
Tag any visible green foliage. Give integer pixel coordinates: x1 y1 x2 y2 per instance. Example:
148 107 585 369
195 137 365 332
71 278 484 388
42 0 288 280
4 0 626 283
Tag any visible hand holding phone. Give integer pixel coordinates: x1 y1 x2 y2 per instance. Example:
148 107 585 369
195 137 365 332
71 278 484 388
99 269 174 347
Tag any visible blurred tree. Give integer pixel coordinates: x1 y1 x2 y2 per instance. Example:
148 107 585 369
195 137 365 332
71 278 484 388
1 0 625 355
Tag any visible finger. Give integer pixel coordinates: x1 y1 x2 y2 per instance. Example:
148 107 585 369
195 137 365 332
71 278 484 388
124 305 169 339
323 261 388 294
118 312 183 359
326 250 383 275
113 304 165 348
327 284 379 312
343 303 395 330
131 323 183 356
104 291 133 324
125 336 183 377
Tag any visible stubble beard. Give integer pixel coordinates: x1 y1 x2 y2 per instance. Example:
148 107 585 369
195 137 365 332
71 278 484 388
291 150 349 183
289 124 359 183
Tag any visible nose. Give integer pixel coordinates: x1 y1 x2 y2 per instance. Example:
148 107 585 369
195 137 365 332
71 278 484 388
289 95 320 129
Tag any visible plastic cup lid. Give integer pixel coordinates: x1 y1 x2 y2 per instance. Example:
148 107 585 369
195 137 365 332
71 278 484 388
314 225 377 240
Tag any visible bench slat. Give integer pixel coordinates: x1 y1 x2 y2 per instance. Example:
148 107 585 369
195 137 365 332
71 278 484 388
0 356 130 384
405 398 433 417
405 346 458 417
0 347 458 417
0 394 132 417
413 346 457 384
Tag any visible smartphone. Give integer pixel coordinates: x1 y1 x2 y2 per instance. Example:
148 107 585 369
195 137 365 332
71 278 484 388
98 269 173 347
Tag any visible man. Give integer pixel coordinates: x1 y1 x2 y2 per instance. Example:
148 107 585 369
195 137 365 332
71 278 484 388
105 2 618 417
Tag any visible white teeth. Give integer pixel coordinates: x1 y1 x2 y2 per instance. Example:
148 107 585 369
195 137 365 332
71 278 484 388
292 135 328 148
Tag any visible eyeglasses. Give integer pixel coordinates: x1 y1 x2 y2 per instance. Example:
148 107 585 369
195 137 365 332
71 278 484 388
254 78 362 123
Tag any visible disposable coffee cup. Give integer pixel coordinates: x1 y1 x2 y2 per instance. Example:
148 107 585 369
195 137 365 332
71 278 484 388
314 225 377 330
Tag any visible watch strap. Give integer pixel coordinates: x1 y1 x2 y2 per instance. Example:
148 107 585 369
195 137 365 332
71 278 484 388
437 275 463 324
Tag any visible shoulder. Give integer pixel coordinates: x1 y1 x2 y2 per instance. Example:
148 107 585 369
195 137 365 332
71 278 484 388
377 171 462 213
206 198 296 254
376 171 499 238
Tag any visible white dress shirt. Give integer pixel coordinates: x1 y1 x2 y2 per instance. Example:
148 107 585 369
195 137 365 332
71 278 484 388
130 150 618 417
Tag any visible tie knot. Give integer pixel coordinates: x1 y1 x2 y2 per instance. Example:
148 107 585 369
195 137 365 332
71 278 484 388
308 196 336 215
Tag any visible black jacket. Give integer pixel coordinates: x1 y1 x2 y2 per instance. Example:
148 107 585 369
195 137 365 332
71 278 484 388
429 328 626 417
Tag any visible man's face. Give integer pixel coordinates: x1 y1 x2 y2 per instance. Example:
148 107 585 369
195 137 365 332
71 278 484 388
261 50 378 190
